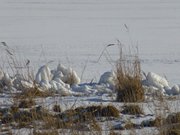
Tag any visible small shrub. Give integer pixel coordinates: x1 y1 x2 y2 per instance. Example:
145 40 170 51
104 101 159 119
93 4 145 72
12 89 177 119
10 105 19 114
147 112 180 135
57 105 119 130
141 117 165 127
166 112 180 124
76 105 120 118
159 126 180 135
18 99 35 108
168 129 180 135
101 105 120 117
124 122 136 129
161 112 180 135
1 113 13 124
115 46 144 102
121 105 143 115
53 105 61 113
89 119 101 131
17 87 53 99
14 111 32 123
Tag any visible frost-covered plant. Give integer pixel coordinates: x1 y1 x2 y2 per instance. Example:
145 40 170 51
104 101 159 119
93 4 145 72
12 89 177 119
115 46 144 102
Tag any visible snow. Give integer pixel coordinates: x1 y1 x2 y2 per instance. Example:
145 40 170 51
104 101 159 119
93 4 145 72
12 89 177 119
55 64 81 85
0 0 180 134
33 63 80 94
171 84 180 95
35 65 52 85
21 80 34 89
2 73 13 87
142 72 180 95
99 71 115 89
1 62 180 96
146 72 169 89
0 70 180 135
0 0 180 84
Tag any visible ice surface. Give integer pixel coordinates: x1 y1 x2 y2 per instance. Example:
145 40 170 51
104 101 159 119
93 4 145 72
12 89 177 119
0 0 180 84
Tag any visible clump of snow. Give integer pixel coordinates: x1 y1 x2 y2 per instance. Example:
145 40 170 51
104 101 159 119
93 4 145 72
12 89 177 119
146 72 169 89
33 63 81 95
99 71 115 89
34 64 68 93
0 63 81 95
49 79 71 94
35 65 52 85
35 65 52 90
1 63 180 96
2 73 13 87
171 84 180 95
55 64 81 85
20 80 34 89
71 84 92 94
143 72 180 95
71 83 113 96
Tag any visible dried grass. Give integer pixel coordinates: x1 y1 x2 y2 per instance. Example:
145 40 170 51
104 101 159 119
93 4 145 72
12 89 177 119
121 104 144 115
115 46 144 102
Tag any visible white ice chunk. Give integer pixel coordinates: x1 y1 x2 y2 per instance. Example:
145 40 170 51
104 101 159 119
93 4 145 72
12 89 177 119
171 85 180 95
146 72 169 89
57 64 69 75
33 64 80 92
69 70 81 84
3 73 13 86
21 80 34 89
49 80 58 90
55 83 72 96
99 71 115 87
56 64 80 85
71 84 91 93
35 65 52 84
40 80 51 90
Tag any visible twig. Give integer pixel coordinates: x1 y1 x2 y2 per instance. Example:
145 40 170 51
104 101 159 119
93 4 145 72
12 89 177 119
97 44 115 63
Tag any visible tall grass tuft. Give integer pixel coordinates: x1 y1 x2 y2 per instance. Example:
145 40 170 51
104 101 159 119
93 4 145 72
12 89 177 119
115 45 144 102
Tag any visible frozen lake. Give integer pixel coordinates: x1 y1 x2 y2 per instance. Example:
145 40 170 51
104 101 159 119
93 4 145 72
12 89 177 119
0 0 180 84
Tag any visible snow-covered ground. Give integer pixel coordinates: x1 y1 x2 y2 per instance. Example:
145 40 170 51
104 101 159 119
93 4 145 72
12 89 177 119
0 1 180 134
0 62 180 134
0 0 180 84
1 91 179 135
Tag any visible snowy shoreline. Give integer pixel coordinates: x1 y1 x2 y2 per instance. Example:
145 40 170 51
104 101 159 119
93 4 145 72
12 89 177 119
0 63 180 96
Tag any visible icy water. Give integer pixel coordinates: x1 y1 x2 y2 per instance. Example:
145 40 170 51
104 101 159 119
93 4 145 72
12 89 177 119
0 0 180 84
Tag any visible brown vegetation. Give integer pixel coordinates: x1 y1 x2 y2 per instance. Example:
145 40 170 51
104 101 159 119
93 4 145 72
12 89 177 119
115 46 144 102
121 104 144 115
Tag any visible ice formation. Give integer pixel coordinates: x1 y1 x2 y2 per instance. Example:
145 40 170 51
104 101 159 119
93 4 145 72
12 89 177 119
21 80 34 89
146 72 169 89
56 64 81 85
3 73 13 87
0 64 81 95
1 64 180 96
35 65 52 85
143 72 180 95
99 71 115 88
34 64 80 94
171 85 180 95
